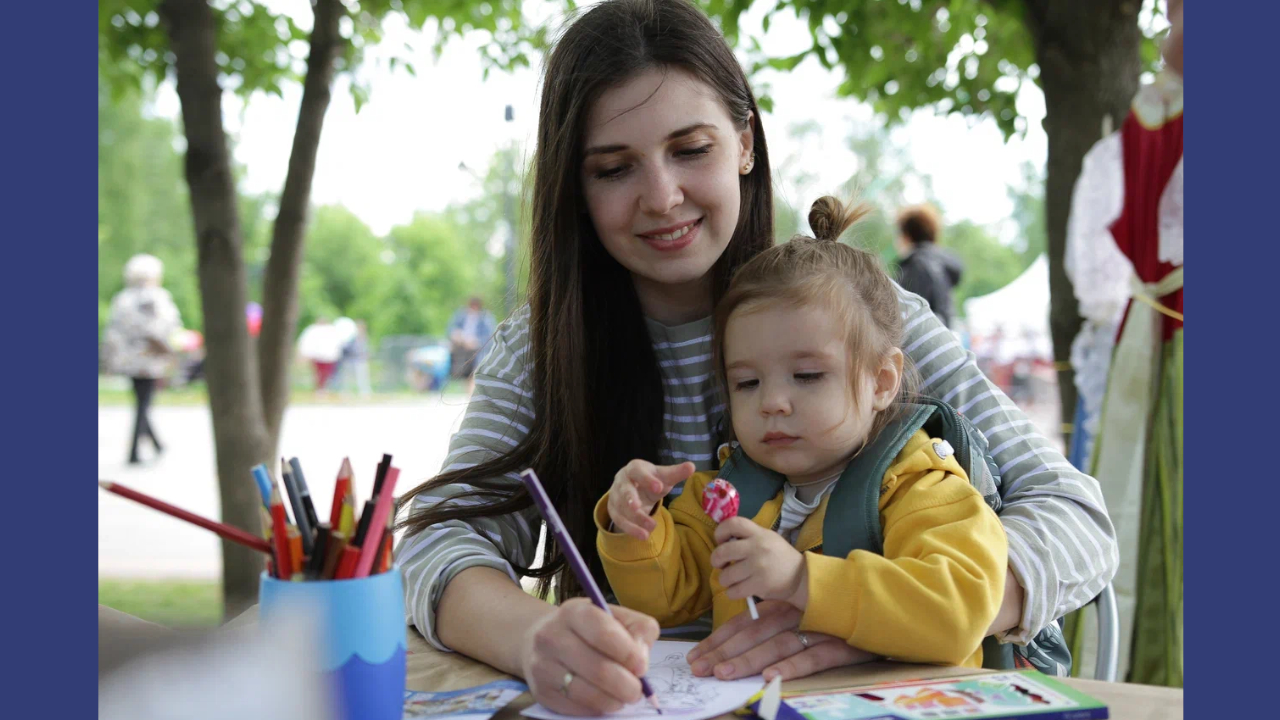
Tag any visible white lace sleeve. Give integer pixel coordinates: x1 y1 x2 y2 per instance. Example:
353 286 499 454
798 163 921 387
1065 132 1133 325
1158 157 1183 266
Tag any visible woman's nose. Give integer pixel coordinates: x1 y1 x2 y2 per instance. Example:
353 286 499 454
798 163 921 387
638 164 683 216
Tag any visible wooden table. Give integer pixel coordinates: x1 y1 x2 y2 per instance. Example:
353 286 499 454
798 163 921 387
400 623 1183 720
101 605 1181 719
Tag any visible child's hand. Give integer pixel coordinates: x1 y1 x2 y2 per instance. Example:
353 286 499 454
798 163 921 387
712 517 809 609
606 460 696 540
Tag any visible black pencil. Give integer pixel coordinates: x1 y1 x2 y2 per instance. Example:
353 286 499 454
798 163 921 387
372 453 393 497
352 499 376 547
289 457 321 532
281 459 315 557
306 524 331 578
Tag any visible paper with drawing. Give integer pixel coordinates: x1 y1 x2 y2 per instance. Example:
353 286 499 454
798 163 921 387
522 641 763 720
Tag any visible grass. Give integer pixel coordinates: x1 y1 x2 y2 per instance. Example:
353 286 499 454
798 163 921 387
98 577 551 628
98 579 224 627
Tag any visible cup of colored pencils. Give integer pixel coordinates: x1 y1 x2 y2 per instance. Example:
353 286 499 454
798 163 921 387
100 453 407 720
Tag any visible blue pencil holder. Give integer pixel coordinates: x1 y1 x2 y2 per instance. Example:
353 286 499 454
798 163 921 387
259 570 406 720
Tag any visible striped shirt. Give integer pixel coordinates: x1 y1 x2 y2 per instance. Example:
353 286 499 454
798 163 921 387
398 288 1119 651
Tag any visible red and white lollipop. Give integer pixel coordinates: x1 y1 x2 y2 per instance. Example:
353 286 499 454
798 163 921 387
701 478 758 619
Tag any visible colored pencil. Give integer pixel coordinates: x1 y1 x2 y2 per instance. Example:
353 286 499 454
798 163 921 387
289 457 321 532
99 481 271 555
322 533 348 580
329 457 353 529
288 526 303 576
333 545 360 580
250 464 273 508
306 525 331 578
353 467 400 578
520 469 662 712
281 459 315 556
373 453 393 497
352 499 376 548
269 487 293 579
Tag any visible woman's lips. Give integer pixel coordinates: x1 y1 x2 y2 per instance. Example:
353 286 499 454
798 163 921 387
638 218 702 252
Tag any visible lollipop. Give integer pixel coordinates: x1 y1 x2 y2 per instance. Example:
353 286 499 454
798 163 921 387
701 478 758 619
701 477 740 522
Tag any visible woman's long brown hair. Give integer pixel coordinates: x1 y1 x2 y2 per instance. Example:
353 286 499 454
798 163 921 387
397 0 774 600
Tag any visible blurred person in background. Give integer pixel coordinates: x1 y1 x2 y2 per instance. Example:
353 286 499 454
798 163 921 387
345 320 373 397
103 254 183 465
296 316 345 393
894 204 964 328
447 297 496 393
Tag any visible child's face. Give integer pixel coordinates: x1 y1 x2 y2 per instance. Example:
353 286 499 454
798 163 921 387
723 302 899 485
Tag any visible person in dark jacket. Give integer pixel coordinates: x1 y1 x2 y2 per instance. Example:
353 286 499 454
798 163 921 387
895 204 964 327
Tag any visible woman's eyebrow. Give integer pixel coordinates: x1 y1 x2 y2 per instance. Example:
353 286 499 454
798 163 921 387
584 122 716 157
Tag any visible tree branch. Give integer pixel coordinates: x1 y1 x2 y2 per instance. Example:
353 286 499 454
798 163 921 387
257 0 347 449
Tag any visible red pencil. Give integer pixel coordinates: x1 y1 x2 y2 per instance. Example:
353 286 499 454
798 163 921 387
270 486 294 579
330 457 353 529
333 545 360 580
99 481 271 555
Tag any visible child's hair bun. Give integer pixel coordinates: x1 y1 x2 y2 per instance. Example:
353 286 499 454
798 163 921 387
808 195 871 243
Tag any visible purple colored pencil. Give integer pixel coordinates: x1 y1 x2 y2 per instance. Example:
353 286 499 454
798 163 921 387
519 469 662 714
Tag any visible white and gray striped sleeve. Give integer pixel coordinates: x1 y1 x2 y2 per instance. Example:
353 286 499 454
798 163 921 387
896 287 1119 644
397 307 542 651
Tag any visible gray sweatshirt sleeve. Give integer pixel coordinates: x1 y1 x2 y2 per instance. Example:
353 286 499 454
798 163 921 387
897 286 1118 643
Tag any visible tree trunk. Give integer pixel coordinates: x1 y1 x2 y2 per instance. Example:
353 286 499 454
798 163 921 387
1021 0 1141 452
258 0 346 450
160 0 270 618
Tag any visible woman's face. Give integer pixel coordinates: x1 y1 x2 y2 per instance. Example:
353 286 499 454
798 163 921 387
581 68 753 303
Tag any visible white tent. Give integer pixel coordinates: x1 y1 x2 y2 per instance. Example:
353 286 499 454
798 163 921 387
962 254 1053 361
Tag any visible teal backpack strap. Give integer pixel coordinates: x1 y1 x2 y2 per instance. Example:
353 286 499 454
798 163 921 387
716 448 785 519
912 396 1002 511
822 403 935 559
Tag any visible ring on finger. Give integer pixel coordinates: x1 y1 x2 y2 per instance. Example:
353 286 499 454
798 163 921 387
794 630 810 649
559 671 574 697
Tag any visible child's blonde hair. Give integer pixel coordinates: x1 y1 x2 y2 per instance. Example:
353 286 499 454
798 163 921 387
713 196 919 444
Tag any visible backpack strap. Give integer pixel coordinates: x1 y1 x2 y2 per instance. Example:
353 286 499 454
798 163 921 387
822 403 935 559
716 449 785 520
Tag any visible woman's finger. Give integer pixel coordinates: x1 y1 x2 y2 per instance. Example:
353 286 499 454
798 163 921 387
560 600 648 701
533 656 624 716
688 601 797 676
611 604 661 648
713 631 842 680
762 639 878 682
687 600 792 663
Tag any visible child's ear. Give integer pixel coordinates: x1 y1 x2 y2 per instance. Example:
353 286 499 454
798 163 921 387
871 349 904 412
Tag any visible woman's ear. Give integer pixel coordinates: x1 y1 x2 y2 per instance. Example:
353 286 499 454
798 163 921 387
738 112 755 169
871 348 904 411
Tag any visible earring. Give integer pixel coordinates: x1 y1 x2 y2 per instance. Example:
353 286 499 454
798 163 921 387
741 153 755 174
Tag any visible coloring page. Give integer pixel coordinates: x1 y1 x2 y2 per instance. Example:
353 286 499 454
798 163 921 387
522 641 763 720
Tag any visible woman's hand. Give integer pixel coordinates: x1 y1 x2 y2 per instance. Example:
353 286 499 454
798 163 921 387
521 598 661 716
605 460 695 539
685 600 877 682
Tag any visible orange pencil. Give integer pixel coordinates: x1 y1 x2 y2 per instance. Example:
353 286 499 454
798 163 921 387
99 480 272 555
376 512 394 574
330 457 353 529
270 487 293 579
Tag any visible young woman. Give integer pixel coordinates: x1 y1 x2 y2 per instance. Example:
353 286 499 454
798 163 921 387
397 0 1116 714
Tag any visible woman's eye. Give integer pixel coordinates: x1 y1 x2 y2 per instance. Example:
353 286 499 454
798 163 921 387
733 379 758 391
593 165 628 180
795 372 825 383
677 144 712 158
